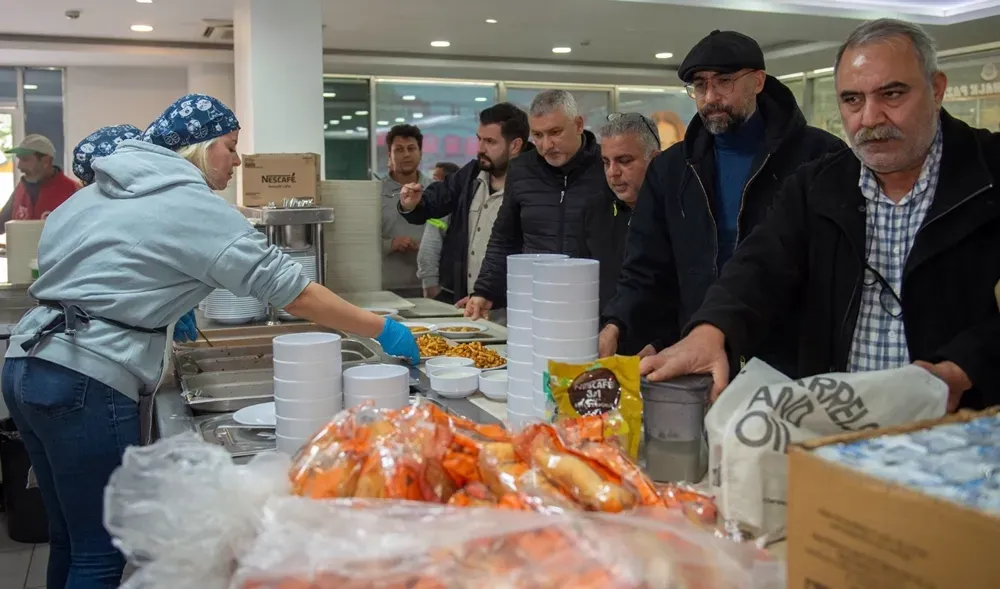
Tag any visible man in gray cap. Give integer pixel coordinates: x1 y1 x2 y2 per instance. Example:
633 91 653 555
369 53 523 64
600 30 844 367
1 134 78 232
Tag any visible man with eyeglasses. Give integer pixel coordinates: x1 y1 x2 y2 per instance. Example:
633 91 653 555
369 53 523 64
599 29 844 366
642 19 1000 414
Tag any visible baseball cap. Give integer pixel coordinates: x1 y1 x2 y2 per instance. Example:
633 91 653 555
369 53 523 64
5 134 56 158
678 30 766 83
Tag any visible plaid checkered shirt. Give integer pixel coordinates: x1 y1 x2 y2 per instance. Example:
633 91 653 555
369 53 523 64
846 126 944 373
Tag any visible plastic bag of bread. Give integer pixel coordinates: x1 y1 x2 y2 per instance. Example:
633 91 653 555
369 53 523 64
232 497 785 589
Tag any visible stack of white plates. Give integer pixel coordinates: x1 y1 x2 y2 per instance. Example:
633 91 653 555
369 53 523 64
531 259 601 419
272 332 344 455
504 253 568 429
201 289 267 325
278 250 320 320
343 364 410 410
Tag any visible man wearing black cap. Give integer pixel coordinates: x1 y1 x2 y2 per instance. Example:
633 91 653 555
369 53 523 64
600 30 844 366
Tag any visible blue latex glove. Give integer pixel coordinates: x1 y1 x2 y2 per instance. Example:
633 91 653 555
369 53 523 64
173 309 198 343
376 317 420 365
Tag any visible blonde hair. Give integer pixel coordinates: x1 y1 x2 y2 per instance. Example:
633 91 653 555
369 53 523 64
175 137 221 188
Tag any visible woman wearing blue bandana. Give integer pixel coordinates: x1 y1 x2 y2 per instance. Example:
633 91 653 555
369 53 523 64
1 94 418 589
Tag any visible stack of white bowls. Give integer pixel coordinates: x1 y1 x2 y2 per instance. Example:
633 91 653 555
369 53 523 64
505 253 568 429
531 259 601 419
272 332 344 455
343 364 411 411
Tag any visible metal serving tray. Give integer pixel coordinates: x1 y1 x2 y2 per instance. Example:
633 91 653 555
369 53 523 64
174 339 378 379
181 370 274 414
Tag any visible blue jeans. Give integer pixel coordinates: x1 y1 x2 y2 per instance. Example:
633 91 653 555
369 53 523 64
2 357 139 589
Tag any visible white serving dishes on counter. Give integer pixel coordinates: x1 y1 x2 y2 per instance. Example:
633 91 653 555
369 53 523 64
272 332 345 454
479 370 508 401
425 357 475 371
343 363 409 410
429 366 482 399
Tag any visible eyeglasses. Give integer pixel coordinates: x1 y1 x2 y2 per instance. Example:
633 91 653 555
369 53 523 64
607 112 660 145
684 70 755 99
862 201 903 319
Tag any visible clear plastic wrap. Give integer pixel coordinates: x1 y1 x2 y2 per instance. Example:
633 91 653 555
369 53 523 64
232 497 785 589
103 433 292 589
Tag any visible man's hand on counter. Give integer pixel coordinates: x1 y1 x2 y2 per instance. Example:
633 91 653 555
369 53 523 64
640 324 730 401
391 236 418 253
399 183 424 212
914 360 972 413
464 296 492 320
598 324 620 357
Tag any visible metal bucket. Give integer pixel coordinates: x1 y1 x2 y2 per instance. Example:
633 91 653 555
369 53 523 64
279 224 311 249
640 375 712 483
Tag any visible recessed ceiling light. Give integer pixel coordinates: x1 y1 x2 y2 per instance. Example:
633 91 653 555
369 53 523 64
342 114 352 120
23 84 38 90
331 120 340 125
485 18 498 24
654 52 673 59
474 97 488 102
130 24 154 32
377 120 389 125
402 95 416 101
346 130 355 134
395 117 405 122
136 0 153 3
552 47 572 54
412 113 424 119
323 124 329 130
430 40 451 48
812 66 835 74
322 92 337 98
355 110 369 116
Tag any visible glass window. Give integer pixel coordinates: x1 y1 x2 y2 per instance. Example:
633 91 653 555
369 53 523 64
323 78 372 180
808 75 847 141
373 80 498 178
505 87 611 133
940 52 1000 131
782 77 805 108
0 67 16 103
23 68 65 169
617 88 694 150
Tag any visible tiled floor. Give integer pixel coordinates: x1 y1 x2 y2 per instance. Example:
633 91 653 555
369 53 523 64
0 515 46 589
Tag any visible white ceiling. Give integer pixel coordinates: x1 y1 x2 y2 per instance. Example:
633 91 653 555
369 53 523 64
2 0 1000 77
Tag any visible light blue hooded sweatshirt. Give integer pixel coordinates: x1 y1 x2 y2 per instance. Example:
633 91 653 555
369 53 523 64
5 140 310 401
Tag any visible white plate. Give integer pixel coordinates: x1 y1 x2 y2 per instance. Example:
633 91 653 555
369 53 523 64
402 321 438 336
436 322 488 339
233 402 276 427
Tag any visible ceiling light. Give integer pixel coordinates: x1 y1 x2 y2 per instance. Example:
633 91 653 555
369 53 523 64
377 120 389 125
430 40 451 48
654 52 673 59
23 84 38 90
136 0 153 3
346 130 355 134
402 95 416 101
486 18 498 24
395 117 405 122
331 120 340 125
130 24 154 32
355 110 369 115
356 126 367 132
342 115 352 120
777 72 805 80
412 113 424 119
474 97 488 102
322 92 337 98
552 47 572 54
812 66 835 74
323 124 329 130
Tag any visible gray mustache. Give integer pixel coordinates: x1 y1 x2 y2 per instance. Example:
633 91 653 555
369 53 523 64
855 125 903 144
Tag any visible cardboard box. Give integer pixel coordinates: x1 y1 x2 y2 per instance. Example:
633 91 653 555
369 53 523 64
788 408 1000 589
240 153 320 207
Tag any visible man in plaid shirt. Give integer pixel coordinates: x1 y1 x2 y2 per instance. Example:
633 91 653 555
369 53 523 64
641 18 1000 413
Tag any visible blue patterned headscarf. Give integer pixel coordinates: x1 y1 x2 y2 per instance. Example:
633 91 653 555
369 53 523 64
72 124 142 185
142 93 240 150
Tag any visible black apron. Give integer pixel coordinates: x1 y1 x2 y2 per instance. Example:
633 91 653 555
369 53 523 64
20 301 167 353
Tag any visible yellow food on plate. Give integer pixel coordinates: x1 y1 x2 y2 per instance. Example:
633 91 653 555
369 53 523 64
408 326 429 334
446 341 506 369
417 334 450 358
440 326 480 333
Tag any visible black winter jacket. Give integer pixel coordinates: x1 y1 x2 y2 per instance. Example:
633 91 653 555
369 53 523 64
473 130 614 306
601 76 845 369
690 111 1000 411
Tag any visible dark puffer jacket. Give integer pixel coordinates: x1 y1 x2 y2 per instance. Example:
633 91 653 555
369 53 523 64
473 130 613 306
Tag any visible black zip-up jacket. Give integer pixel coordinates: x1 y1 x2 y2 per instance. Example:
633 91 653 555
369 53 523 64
399 143 538 303
601 76 844 369
473 130 613 306
689 111 1000 410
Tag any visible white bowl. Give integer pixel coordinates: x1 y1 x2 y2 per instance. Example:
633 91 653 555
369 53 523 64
479 370 508 400
425 356 475 372
531 258 600 284
505 342 533 363
505 308 533 328
506 325 532 346
506 274 533 294
344 392 410 410
506 291 533 311
532 317 600 340
273 376 342 400
532 280 600 303
533 352 598 374
273 358 341 381
507 375 534 396
506 360 533 382
429 366 482 398
276 434 310 456
531 299 599 321
276 415 330 439
532 371 550 389
274 395 343 419
507 393 535 414
343 364 409 397
402 321 438 336
532 334 599 358
507 253 568 276
272 332 342 362
436 322 488 339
